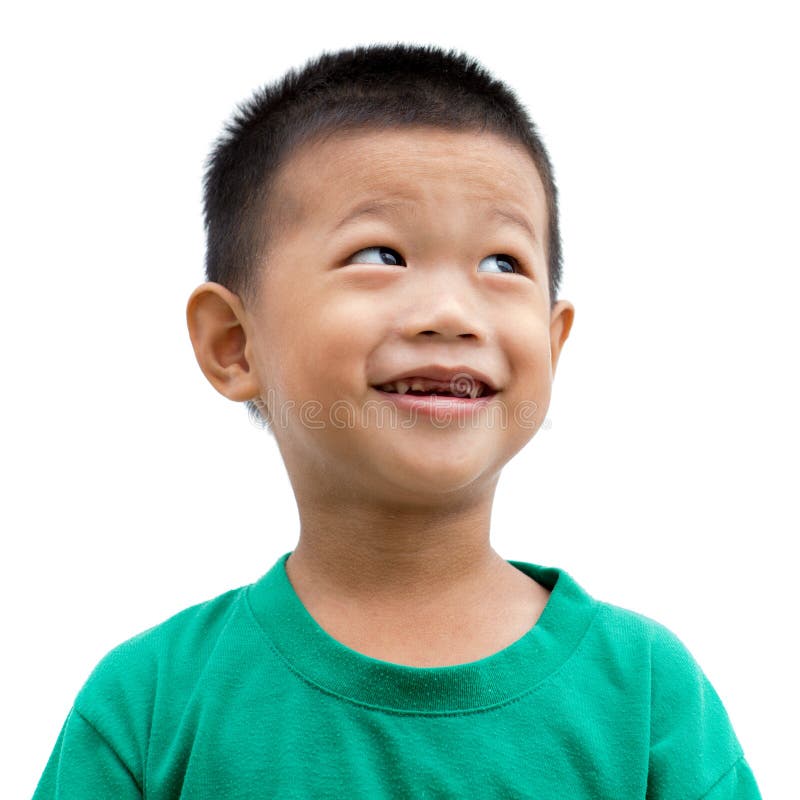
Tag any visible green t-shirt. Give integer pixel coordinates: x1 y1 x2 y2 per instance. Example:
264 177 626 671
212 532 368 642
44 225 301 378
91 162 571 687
34 552 761 798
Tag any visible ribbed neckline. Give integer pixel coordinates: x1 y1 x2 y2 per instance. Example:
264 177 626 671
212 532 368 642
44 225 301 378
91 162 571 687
246 551 598 715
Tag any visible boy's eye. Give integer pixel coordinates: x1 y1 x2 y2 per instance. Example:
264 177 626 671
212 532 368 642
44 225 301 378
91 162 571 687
477 254 521 274
349 246 406 266
347 247 522 274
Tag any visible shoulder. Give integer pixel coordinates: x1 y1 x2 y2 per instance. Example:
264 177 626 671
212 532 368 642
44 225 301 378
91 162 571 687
37 584 254 794
589 598 724 694
588 596 731 712
589 595 698 660
83 582 248 671
546 566 700 675
73 582 250 734
587 597 750 798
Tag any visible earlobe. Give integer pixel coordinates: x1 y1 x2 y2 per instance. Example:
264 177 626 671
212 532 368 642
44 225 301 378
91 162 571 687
185 282 261 402
548 300 575 376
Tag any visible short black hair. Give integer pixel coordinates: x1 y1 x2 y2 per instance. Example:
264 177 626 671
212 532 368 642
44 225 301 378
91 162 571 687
202 42 564 427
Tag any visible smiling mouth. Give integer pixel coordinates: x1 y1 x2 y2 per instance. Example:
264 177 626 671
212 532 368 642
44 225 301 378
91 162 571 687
369 383 498 399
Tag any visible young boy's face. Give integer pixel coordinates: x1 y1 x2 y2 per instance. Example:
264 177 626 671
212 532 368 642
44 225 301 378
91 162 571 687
193 127 573 504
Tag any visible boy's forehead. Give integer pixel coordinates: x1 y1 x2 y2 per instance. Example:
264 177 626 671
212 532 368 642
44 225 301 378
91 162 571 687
269 127 547 242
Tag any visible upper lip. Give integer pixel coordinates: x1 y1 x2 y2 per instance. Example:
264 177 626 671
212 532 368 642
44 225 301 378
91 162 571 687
371 365 501 392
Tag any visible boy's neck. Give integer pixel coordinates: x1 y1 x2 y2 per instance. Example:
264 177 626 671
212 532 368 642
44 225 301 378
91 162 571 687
283 498 550 667
288 495 504 605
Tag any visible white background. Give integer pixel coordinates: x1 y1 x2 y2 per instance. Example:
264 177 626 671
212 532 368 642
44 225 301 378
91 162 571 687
3 1 797 797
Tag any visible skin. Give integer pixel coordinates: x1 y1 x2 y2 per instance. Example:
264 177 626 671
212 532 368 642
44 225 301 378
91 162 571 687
186 127 574 667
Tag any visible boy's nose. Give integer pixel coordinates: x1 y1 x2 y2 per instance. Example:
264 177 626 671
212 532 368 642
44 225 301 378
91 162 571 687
402 293 488 342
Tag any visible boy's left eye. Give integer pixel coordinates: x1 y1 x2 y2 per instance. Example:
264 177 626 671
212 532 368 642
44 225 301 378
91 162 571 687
477 254 521 274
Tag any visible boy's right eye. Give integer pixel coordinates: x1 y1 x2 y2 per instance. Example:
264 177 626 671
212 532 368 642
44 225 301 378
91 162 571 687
348 246 406 266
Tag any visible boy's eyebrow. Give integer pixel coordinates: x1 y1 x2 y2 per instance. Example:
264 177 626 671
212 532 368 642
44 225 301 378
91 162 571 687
330 199 415 234
490 206 538 245
329 198 538 245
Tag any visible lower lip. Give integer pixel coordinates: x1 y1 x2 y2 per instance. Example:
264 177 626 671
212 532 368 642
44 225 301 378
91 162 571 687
370 387 499 418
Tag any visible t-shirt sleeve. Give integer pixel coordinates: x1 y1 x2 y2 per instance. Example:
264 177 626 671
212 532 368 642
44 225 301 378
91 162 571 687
645 623 762 800
697 756 762 800
33 707 143 799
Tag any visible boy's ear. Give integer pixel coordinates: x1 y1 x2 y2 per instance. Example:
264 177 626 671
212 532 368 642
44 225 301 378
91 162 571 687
548 299 574 376
186 282 260 403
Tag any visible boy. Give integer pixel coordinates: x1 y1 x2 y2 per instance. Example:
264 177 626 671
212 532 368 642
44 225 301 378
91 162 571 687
33 43 761 798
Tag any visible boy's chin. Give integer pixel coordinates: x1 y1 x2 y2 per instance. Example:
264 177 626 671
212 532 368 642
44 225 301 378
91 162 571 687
361 441 504 498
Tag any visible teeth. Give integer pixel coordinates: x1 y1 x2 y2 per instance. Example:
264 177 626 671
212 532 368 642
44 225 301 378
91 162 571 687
379 378 439 394
378 379 491 396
